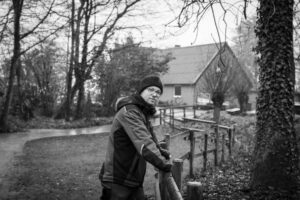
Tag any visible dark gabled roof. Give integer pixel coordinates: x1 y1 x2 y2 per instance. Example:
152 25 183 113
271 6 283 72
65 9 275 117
159 43 225 85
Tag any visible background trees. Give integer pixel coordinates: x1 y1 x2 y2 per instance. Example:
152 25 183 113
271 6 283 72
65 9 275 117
94 36 170 115
0 0 173 127
0 0 67 131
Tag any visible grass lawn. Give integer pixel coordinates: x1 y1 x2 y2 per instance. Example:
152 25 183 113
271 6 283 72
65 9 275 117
7 134 109 200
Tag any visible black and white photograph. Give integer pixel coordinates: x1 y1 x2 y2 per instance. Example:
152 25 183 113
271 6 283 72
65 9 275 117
0 0 299 199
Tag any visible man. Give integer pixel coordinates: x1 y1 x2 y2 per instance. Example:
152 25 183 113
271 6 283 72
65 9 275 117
99 75 172 200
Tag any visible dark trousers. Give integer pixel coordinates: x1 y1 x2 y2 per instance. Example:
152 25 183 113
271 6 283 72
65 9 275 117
100 184 145 200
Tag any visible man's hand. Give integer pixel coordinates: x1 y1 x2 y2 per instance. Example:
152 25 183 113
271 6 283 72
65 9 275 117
160 148 171 160
161 160 173 172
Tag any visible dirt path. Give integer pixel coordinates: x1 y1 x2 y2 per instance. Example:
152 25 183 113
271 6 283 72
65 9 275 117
0 125 111 199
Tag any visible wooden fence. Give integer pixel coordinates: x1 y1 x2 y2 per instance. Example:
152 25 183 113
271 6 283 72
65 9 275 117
159 105 201 128
154 106 236 199
155 134 203 200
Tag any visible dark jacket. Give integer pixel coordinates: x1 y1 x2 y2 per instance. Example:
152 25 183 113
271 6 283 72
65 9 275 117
99 95 170 188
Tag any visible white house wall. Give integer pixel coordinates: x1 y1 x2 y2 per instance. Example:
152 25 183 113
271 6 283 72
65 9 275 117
160 85 195 105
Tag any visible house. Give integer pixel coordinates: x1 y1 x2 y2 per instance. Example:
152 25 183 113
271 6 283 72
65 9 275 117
158 42 254 108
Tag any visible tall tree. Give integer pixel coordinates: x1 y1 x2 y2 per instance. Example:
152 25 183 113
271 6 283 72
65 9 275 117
23 41 63 116
65 0 76 121
55 0 143 120
0 0 66 132
0 0 23 132
252 0 299 194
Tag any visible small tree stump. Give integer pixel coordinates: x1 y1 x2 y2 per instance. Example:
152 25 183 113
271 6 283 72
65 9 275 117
187 181 203 200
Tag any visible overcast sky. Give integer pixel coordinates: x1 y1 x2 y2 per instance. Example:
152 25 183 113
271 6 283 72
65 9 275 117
118 0 258 49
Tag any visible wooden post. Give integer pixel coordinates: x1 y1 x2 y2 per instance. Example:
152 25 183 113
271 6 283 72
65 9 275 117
160 109 162 125
203 134 208 172
231 126 235 147
155 173 161 200
172 108 175 129
228 128 232 158
221 134 225 163
187 181 203 200
164 172 184 200
193 106 196 118
164 134 170 149
183 107 186 118
159 134 171 200
169 108 172 127
172 159 183 193
214 126 219 166
189 130 195 178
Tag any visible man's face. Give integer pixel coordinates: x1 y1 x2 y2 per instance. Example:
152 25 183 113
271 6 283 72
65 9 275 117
140 86 162 106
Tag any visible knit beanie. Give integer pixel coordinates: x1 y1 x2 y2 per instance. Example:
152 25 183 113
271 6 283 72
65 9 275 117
138 75 163 94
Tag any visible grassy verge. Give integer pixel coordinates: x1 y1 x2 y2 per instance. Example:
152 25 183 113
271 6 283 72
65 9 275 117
7 134 109 200
3 115 113 133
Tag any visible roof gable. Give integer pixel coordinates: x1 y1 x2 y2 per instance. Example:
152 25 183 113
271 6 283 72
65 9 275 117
160 43 224 85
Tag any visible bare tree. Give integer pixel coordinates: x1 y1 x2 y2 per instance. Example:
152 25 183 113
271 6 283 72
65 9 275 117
55 0 143 120
0 0 67 132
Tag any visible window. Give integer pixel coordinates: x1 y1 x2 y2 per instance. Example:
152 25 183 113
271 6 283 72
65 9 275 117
174 85 181 97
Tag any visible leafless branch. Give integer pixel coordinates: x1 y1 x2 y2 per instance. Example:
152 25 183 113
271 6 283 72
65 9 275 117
21 0 56 39
20 22 67 56
0 4 13 43
89 0 141 67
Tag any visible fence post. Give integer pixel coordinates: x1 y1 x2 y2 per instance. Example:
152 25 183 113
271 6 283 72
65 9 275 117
172 159 183 194
193 106 196 118
164 109 166 125
169 108 172 129
221 134 225 163
172 108 175 129
203 134 208 172
189 130 195 178
160 109 162 125
214 126 219 166
228 128 232 158
155 173 161 200
159 134 171 200
164 172 184 200
231 125 235 147
187 181 203 200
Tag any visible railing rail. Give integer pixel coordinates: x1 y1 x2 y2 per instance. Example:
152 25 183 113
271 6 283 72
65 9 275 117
154 106 237 199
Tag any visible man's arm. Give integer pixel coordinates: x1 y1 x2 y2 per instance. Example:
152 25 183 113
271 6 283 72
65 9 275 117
116 107 172 172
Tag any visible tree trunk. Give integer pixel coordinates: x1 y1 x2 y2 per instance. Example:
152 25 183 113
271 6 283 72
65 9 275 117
251 0 299 193
54 80 80 119
74 0 91 120
65 0 76 121
212 91 224 123
0 0 23 132
75 80 85 119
